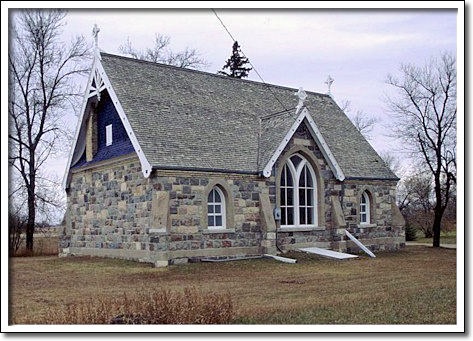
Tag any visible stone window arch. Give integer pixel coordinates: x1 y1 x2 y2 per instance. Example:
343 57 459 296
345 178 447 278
201 179 234 231
207 186 226 229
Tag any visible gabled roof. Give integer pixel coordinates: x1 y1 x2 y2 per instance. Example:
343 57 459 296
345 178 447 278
66 52 397 185
261 107 345 180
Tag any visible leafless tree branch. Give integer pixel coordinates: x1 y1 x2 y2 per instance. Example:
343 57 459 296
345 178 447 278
119 33 209 70
340 100 379 140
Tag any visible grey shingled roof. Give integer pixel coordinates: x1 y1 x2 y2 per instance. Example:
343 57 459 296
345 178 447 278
100 52 397 180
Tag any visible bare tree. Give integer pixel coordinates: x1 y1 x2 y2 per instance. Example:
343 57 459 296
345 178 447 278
8 9 90 253
9 208 26 256
396 172 434 238
386 52 456 247
119 33 209 70
339 100 379 140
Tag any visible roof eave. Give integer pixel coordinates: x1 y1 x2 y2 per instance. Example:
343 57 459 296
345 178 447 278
344 176 400 182
151 165 260 176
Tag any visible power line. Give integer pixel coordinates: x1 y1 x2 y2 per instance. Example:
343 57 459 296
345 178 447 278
211 9 289 112
260 107 296 121
212 9 238 43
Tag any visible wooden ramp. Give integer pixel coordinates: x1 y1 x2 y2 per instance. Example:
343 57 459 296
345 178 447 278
298 247 358 260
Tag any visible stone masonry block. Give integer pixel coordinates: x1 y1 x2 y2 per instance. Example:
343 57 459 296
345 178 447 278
152 191 170 232
331 195 346 228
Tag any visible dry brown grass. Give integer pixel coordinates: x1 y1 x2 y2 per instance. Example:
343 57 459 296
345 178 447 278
9 245 456 324
40 288 233 324
13 234 58 257
415 231 457 245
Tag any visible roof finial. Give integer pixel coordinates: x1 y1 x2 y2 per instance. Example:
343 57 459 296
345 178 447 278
325 75 334 94
295 87 307 112
92 24 100 49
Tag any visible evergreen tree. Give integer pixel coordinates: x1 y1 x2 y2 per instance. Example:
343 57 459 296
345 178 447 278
218 41 252 78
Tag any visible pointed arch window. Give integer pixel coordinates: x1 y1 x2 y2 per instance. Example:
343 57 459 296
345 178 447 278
280 153 317 228
208 187 226 229
360 191 370 224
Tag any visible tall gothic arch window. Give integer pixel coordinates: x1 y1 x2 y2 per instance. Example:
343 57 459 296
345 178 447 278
208 187 226 229
280 153 317 227
360 191 370 224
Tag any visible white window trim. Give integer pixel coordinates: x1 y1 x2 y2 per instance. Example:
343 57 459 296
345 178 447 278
280 153 317 228
360 191 370 225
208 187 226 230
106 124 113 146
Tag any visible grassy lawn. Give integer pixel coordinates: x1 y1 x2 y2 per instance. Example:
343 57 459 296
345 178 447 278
12 233 59 257
9 244 456 324
414 231 457 245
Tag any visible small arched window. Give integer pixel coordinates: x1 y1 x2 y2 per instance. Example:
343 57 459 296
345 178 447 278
360 191 370 224
208 187 226 229
280 153 317 227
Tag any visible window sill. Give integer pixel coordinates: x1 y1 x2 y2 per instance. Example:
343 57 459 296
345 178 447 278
358 223 376 228
279 226 325 232
149 229 168 234
203 228 236 234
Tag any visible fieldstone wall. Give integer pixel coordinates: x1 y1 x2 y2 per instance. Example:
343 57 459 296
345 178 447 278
333 180 405 252
62 154 268 265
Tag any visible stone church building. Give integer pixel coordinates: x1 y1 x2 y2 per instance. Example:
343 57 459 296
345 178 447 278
61 51 405 266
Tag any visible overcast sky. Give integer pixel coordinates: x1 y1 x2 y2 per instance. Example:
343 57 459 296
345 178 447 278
4 6 459 220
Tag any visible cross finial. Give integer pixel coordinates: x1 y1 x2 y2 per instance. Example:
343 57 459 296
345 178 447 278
92 24 100 48
325 75 334 94
295 87 307 110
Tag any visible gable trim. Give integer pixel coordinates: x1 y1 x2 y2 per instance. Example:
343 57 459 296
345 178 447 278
95 58 152 178
62 53 152 189
62 56 99 189
262 107 345 181
88 67 107 100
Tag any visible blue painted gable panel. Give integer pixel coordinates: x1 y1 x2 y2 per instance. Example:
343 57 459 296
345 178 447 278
97 91 133 150
72 91 135 168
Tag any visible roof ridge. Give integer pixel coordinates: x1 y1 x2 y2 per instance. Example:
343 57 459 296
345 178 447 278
100 52 330 98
